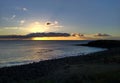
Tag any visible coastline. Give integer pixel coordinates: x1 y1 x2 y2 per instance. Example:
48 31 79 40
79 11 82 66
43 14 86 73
0 40 104 68
0 40 120 83
75 40 120 48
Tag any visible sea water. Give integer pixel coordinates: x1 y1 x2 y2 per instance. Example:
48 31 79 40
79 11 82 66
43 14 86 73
0 40 105 67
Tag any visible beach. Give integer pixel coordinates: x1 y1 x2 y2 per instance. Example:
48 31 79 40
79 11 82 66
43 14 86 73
0 40 104 68
0 40 120 83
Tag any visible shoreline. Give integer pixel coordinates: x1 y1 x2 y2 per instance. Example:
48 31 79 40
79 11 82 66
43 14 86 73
0 47 106 68
0 48 107 69
0 40 120 83
0 40 105 68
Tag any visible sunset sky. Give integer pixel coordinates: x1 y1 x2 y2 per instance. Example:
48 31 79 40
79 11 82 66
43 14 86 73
0 0 120 40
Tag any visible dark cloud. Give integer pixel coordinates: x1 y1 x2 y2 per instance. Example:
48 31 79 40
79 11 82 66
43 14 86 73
46 22 51 26
27 32 70 37
71 33 84 37
0 32 71 39
0 35 29 39
94 33 111 37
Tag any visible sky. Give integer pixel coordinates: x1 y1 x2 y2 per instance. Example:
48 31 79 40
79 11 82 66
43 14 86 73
0 0 120 40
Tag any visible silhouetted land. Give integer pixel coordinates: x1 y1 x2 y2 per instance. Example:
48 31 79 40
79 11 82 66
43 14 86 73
0 40 120 83
76 40 120 48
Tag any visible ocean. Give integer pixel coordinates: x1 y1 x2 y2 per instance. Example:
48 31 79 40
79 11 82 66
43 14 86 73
0 40 105 68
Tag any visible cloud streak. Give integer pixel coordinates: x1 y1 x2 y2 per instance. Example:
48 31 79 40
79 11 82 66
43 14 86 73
16 7 28 11
20 20 25 24
22 8 28 11
2 15 16 21
3 27 24 30
94 33 111 37
11 15 16 20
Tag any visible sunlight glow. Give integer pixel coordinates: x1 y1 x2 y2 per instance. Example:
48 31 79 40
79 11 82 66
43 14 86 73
28 22 48 33
32 37 85 40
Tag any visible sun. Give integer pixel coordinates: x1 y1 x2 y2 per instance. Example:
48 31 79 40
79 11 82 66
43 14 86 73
28 21 48 33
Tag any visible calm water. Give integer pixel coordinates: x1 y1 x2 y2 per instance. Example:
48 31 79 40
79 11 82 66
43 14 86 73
0 40 105 67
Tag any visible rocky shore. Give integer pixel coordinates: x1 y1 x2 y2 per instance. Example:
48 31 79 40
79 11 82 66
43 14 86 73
0 40 120 83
